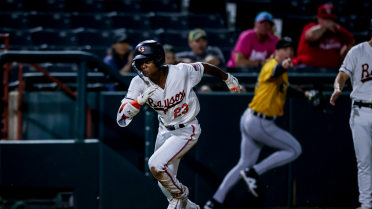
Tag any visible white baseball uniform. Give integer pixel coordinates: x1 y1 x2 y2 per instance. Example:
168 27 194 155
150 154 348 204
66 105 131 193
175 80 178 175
340 41 372 209
117 62 205 209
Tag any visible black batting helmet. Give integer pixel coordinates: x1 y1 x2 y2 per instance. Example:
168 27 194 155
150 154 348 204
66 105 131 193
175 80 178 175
132 40 165 71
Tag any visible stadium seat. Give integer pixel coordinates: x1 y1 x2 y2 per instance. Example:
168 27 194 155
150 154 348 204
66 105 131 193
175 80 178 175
103 0 142 13
150 12 188 30
70 13 111 29
31 29 77 47
28 12 71 29
204 28 237 48
80 45 109 59
187 14 226 30
1 0 24 11
1 29 34 47
140 0 181 13
126 29 160 46
0 12 29 29
65 0 105 12
111 13 152 30
156 29 188 48
74 29 113 47
22 0 65 12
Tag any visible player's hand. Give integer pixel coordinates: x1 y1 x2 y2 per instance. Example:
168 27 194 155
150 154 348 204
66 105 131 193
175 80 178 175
282 58 293 69
330 88 342 106
224 73 240 93
137 85 158 105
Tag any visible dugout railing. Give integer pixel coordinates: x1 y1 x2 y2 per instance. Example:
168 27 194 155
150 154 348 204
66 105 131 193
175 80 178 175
0 50 129 140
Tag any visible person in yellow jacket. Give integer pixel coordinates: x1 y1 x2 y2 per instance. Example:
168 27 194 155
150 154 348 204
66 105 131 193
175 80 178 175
204 37 305 209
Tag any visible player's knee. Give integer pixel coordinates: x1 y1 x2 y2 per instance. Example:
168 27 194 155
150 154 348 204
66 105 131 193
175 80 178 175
148 158 163 177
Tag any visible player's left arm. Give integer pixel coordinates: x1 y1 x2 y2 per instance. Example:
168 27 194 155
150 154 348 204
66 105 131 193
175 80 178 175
330 71 349 106
201 62 240 93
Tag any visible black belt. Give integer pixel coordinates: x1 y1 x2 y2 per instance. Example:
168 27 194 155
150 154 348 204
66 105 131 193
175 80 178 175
165 124 185 131
252 111 274 120
354 101 372 109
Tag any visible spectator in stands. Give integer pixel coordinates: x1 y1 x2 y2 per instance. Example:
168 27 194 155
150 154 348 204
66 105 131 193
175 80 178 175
163 44 179 65
176 28 225 69
104 32 134 75
227 11 278 69
293 3 355 69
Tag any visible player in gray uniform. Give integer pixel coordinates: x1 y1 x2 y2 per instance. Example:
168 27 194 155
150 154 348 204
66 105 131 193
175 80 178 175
330 19 372 209
116 40 240 209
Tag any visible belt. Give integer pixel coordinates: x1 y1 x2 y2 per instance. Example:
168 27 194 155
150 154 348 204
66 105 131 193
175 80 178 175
165 124 185 131
252 110 275 120
354 101 372 109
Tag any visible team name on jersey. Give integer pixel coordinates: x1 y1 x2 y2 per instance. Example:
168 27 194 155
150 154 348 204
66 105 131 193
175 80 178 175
361 63 372 83
148 90 186 114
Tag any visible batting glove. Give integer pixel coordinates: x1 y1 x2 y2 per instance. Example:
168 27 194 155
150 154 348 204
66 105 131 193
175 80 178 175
137 85 158 105
224 73 240 93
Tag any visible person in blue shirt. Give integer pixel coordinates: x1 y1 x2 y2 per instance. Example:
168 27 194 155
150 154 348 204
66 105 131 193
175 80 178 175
104 32 134 75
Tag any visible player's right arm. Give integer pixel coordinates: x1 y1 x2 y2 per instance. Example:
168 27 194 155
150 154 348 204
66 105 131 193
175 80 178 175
330 71 349 106
116 76 157 127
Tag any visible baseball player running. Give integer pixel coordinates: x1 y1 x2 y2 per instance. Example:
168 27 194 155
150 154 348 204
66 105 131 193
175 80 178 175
116 40 240 209
330 19 372 209
204 37 304 209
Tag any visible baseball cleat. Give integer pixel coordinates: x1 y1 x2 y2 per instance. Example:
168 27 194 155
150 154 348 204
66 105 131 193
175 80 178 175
240 170 259 197
203 199 224 209
167 185 189 209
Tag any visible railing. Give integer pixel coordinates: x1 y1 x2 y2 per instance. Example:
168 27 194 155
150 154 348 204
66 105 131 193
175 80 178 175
0 50 128 140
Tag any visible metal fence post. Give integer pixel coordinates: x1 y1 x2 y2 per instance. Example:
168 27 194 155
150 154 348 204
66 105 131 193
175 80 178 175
76 61 87 141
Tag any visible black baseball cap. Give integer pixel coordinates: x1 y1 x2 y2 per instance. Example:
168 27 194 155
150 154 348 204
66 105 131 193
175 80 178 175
113 32 130 44
275 36 293 49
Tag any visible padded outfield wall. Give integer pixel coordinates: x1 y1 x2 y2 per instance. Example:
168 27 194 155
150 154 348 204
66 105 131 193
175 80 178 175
0 91 358 209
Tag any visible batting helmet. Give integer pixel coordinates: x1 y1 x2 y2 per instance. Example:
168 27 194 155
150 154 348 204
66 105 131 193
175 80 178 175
132 40 165 71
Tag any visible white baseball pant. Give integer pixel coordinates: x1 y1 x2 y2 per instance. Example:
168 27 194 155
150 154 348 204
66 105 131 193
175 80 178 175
148 120 201 209
350 104 372 209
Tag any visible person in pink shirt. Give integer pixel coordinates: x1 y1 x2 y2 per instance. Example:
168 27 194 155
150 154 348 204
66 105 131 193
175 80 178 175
227 11 278 68
292 3 354 69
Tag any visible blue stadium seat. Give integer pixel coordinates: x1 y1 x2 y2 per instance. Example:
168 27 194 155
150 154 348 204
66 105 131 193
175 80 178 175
111 13 151 30
31 29 77 47
74 29 113 47
70 13 111 29
1 29 34 47
140 0 181 13
22 0 65 12
28 12 71 29
188 14 226 30
0 12 29 29
1 0 24 11
126 29 160 46
156 29 188 48
204 29 237 48
80 45 109 59
65 0 105 12
103 0 142 13
150 12 188 30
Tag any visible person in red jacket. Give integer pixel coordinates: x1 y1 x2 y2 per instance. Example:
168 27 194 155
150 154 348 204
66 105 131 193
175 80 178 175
293 3 354 69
